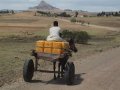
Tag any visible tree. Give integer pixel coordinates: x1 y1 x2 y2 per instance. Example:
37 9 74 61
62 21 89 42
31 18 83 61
101 11 105 16
75 11 78 17
11 10 15 14
115 12 119 16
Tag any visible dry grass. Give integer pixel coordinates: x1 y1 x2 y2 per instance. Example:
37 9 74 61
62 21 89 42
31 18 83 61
0 41 34 85
76 17 120 28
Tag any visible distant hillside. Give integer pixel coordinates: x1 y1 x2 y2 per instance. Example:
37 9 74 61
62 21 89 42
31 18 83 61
29 0 60 11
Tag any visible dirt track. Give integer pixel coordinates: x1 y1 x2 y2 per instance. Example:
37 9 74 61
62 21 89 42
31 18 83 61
1 46 120 90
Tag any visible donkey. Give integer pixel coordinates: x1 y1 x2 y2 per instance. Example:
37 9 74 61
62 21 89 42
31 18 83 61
55 38 78 78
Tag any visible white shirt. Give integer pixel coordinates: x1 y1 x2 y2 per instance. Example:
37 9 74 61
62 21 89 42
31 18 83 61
47 26 63 41
49 27 60 36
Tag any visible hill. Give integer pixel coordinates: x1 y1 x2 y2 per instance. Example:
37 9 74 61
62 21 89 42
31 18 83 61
29 0 60 11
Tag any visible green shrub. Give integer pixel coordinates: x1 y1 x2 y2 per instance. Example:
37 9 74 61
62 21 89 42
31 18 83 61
70 18 76 22
61 30 74 39
61 30 90 44
74 31 90 44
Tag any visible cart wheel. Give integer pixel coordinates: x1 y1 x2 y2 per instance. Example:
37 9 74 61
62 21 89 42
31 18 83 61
23 59 34 82
64 62 75 85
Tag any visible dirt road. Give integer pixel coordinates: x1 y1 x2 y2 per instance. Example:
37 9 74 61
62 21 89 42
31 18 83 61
1 46 120 90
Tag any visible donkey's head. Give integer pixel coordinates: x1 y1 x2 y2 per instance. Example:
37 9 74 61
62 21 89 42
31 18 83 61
67 38 78 53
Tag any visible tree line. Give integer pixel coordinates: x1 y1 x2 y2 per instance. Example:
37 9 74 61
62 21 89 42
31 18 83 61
0 10 15 14
35 11 71 17
97 11 120 17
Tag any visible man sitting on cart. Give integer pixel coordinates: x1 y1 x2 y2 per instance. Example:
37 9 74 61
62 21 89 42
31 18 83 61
46 21 64 41
46 21 77 52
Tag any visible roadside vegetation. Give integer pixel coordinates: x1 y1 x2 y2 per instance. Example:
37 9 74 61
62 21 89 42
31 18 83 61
62 30 90 44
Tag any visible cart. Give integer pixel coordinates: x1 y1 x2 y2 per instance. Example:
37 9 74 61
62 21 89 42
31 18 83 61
23 47 75 85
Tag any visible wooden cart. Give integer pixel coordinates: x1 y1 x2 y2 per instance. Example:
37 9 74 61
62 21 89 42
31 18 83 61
23 50 75 85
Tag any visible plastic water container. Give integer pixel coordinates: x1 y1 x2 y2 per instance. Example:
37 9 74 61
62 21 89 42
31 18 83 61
35 40 69 54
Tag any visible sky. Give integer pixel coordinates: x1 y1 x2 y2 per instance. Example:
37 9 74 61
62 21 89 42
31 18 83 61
0 0 120 12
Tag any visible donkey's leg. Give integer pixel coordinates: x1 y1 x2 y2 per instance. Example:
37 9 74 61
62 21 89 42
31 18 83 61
61 61 65 77
61 56 69 77
58 62 61 78
53 61 56 79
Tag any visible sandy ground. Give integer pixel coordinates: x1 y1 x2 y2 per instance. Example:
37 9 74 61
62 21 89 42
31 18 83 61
1 46 120 90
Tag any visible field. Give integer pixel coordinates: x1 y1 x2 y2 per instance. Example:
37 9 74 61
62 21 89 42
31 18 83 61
76 16 120 28
0 11 120 87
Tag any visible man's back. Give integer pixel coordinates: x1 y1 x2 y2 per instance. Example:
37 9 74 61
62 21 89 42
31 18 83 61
49 27 60 36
